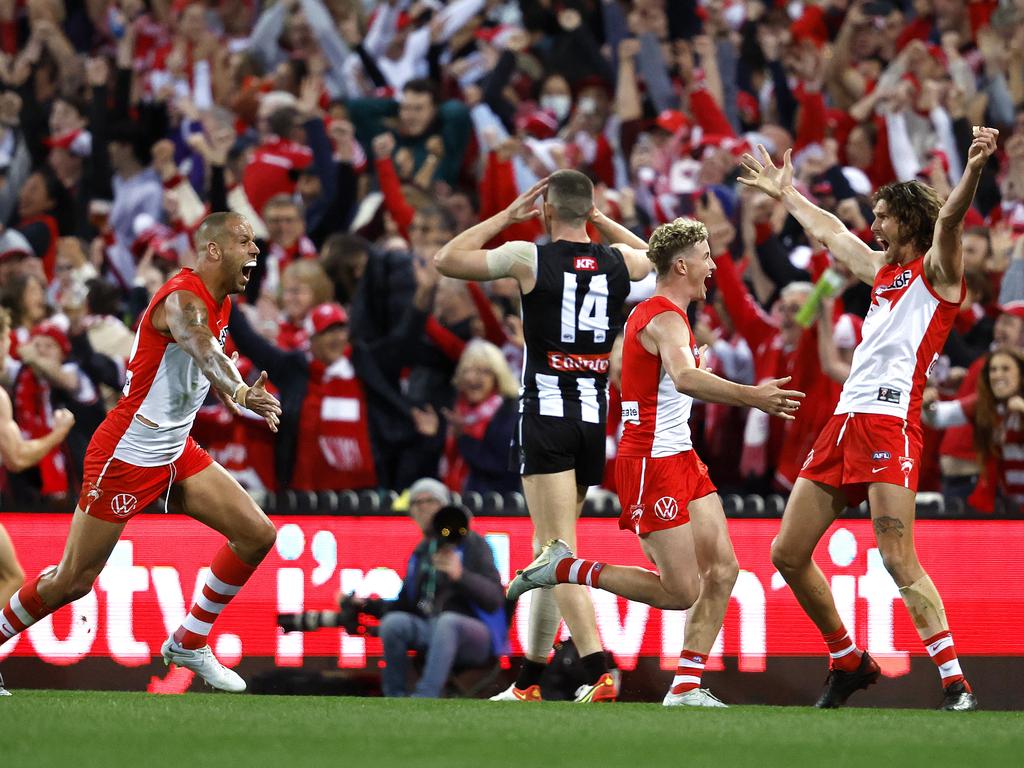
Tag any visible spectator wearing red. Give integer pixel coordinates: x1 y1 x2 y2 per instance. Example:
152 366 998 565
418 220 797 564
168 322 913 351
926 348 1024 512
228 301 377 492
412 339 520 496
247 195 318 300
243 100 314 218
277 259 334 352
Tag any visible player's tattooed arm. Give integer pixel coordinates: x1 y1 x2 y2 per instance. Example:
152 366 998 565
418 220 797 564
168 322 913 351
872 515 905 538
163 290 282 432
164 290 244 396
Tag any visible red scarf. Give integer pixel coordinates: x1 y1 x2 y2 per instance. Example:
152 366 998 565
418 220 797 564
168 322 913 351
293 353 376 491
13 365 67 496
442 393 504 492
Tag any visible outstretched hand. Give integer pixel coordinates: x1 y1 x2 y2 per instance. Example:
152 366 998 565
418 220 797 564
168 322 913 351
242 370 282 432
504 178 549 224
738 145 792 200
751 376 804 420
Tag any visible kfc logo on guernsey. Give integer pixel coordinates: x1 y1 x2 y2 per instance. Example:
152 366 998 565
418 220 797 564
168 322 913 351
547 352 610 373
574 255 598 271
875 269 913 296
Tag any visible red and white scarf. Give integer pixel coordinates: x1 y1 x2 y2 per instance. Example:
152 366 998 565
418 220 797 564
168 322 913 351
441 392 504 492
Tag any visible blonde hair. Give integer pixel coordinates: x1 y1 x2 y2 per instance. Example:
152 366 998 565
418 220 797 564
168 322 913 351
454 339 519 399
281 259 333 305
647 217 709 277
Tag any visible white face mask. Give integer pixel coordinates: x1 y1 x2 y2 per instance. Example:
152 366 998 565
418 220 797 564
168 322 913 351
541 94 572 122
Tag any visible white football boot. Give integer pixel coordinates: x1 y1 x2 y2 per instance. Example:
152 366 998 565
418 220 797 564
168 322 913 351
0 671 11 696
161 637 246 693
662 688 728 707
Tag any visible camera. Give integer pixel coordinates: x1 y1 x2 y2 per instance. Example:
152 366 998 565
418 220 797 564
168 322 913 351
432 504 470 544
277 595 386 636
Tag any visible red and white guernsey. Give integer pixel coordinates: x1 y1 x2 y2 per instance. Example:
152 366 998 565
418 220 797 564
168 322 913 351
93 269 231 466
618 295 701 458
836 256 963 423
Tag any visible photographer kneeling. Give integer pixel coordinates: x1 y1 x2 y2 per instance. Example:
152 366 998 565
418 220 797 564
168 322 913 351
375 478 506 698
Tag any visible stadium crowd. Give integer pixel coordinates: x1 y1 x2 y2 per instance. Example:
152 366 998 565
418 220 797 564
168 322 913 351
0 0 1022 512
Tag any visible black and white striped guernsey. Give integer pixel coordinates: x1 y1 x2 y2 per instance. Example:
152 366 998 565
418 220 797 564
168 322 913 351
519 240 630 424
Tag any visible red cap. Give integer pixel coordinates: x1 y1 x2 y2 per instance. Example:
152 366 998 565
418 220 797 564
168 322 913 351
790 6 828 48
654 109 689 135
306 303 349 336
516 108 559 139
30 321 71 356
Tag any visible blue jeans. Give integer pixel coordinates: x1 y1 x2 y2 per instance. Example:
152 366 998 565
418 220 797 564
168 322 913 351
378 611 492 698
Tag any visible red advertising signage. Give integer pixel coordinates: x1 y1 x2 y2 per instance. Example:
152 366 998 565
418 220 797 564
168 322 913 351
1 514 1020 687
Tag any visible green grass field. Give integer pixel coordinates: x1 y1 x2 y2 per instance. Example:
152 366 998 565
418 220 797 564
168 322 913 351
2 692 1021 768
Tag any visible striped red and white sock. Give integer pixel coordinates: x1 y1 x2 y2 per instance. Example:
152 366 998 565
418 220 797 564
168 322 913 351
670 649 706 695
924 630 970 690
823 625 862 672
0 577 53 644
554 557 605 588
173 545 257 650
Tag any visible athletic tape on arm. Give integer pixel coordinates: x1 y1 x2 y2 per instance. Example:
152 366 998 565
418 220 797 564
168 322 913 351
485 241 538 279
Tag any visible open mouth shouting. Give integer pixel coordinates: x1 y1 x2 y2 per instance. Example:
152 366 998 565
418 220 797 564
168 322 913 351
241 259 257 282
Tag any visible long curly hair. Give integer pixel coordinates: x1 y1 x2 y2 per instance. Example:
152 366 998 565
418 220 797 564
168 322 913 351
872 181 942 255
974 348 1024 463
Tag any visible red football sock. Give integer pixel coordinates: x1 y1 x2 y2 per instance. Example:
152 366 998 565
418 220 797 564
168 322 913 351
173 545 257 650
924 630 969 690
670 649 706 694
554 557 605 588
0 576 53 643
823 625 862 672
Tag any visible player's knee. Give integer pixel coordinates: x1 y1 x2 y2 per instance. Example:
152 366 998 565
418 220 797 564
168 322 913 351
236 516 277 560
55 570 100 603
704 557 739 592
770 537 805 575
878 545 917 584
660 578 698 610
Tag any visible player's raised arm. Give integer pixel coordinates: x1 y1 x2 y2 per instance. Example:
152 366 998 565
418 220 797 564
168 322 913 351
588 207 652 280
645 309 804 419
434 177 549 283
163 290 281 432
738 145 882 285
926 127 999 287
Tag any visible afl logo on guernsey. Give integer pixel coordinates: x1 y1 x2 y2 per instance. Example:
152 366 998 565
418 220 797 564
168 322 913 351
875 269 913 296
574 255 598 271
654 496 678 521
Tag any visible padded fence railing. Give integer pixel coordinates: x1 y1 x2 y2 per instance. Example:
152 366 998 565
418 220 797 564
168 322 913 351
3 490 1020 518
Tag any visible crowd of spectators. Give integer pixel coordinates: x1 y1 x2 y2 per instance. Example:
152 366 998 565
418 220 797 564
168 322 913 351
0 0 1022 513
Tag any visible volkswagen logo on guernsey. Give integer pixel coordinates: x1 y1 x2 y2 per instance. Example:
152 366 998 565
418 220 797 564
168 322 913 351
110 493 138 518
654 496 678 521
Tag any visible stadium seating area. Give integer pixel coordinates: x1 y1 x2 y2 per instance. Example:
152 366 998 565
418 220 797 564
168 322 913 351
0 0 1022 516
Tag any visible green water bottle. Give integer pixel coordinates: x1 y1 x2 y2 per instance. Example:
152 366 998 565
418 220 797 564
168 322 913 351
795 268 844 328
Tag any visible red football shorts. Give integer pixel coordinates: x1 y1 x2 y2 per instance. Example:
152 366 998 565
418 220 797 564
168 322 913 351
79 437 214 522
615 450 717 536
798 412 922 506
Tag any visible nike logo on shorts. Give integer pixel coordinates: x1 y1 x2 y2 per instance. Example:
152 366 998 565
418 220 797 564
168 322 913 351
872 467 887 473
